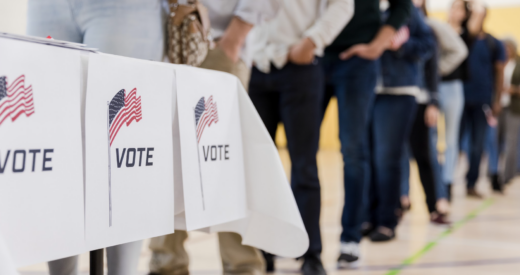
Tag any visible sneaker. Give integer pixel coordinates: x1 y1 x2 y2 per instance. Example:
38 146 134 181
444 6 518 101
467 188 483 199
301 254 327 275
337 242 360 269
369 227 395 242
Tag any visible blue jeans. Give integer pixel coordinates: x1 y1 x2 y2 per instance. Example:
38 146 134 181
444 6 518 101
438 80 464 185
26 0 163 274
367 95 417 229
487 124 499 175
322 56 378 243
460 103 489 188
249 61 324 256
27 0 165 61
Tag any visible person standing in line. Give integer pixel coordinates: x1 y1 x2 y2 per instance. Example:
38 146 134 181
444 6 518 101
319 0 411 268
460 6 506 198
148 1 281 275
500 37 520 185
364 3 436 243
247 0 354 274
440 0 485 200
26 0 166 274
399 0 468 223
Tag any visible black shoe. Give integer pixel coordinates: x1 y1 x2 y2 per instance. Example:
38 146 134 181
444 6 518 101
369 227 395 242
262 251 275 272
446 183 452 202
301 255 327 275
467 187 483 199
491 174 504 193
361 222 373 237
337 242 360 269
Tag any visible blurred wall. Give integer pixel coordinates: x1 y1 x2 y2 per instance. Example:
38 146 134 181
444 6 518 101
0 0 27 35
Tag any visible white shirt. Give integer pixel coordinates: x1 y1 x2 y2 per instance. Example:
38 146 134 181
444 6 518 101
502 59 517 107
248 0 355 73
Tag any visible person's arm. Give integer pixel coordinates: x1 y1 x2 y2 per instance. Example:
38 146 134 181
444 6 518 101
218 17 253 63
392 9 435 61
427 19 468 76
290 0 355 64
467 0 487 36
340 0 411 60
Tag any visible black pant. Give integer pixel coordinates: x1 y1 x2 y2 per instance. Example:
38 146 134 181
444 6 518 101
460 103 488 188
249 61 324 256
409 105 438 213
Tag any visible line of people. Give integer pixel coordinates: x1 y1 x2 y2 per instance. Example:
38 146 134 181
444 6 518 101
25 0 520 275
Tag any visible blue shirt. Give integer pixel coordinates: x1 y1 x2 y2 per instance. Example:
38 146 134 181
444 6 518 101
464 35 506 105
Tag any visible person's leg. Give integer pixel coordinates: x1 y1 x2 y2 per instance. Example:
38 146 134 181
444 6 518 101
438 81 464 186
486 124 499 176
502 111 520 184
276 62 324 259
400 144 411 198
218 232 265 275
149 231 190 275
248 67 280 141
409 105 437 214
106 240 142 275
466 105 488 193
48 255 78 275
371 95 417 237
75 0 166 61
26 0 82 43
326 56 377 245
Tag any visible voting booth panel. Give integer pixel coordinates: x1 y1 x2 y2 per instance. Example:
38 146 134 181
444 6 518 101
176 66 248 231
85 53 175 251
0 38 86 266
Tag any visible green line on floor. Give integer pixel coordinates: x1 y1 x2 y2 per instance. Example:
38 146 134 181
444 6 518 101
385 198 494 275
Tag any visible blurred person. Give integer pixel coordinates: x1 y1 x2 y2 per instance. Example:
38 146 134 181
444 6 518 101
320 0 412 268
399 0 468 223
26 0 166 274
248 1 355 273
441 0 484 200
364 4 436 242
460 5 506 198
148 2 281 275
501 37 520 185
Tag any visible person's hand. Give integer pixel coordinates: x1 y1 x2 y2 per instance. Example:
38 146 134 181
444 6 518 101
339 43 386 60
425 105 439 127
288 37 316 65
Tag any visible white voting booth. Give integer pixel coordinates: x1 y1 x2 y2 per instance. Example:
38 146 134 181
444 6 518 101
0 34 308 272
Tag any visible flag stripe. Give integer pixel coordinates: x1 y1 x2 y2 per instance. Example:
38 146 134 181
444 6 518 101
109 88 142 146
195 95 218 143
0 75 35 127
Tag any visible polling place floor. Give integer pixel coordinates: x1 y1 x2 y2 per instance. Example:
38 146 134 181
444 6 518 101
19 149 520 275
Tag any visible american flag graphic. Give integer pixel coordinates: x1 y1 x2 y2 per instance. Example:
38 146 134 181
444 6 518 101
108 88 142 146
0 75 35 126
390 26 410 50
194 96 219 143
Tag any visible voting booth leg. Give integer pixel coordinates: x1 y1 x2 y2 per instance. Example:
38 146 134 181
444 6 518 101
90 249 104 275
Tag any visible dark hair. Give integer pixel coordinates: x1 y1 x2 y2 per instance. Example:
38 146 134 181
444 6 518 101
461 0 471 29
421 0 428 16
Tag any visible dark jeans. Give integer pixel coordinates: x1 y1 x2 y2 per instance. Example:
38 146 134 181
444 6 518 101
367 95 417 230
460 103 488 188
322 56 378 243
409 104 440 213
249 61 324 256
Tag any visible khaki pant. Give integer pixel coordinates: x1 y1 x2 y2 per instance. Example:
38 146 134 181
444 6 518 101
149 48 264 275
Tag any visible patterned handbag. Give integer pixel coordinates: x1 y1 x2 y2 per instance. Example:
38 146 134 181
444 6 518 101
166 0 211 66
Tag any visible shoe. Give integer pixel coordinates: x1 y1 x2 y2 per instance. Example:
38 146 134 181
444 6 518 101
337 242 360 269
369 227 395 242
491 174 504 194
430 212 451 226
467 188 483 199
301 254 327 275
361 222 373 237
262 251 275 272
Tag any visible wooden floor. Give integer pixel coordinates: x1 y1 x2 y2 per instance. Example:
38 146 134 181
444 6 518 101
19 149 520 275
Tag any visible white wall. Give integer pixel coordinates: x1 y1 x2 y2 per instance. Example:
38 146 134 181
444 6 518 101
0 0 27 35
429 0 520 11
